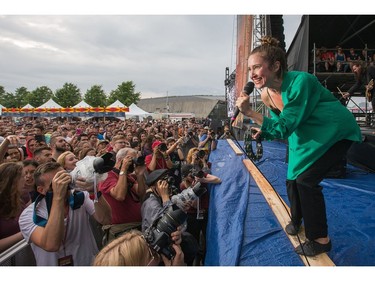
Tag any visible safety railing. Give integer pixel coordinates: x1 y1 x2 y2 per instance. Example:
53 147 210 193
0 239 36 266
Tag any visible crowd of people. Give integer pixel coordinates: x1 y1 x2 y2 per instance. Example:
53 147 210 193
0 38 368 266
0 117 224 266
314 46 375 116
314 46 375 73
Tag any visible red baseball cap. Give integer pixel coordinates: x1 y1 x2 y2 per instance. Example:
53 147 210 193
152 140 162 149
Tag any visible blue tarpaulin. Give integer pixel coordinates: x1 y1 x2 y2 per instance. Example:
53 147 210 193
205 139 375 266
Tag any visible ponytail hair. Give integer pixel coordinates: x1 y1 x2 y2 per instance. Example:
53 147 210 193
251 36 287 78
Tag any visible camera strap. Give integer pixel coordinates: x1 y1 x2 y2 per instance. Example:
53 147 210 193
33 192 53 227
33 190 85 227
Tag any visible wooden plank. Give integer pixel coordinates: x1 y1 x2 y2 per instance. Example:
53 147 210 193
242 159 335 266
226 139 243 155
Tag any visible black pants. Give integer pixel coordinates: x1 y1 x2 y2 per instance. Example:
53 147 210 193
186 212 208 264
286 139 353 240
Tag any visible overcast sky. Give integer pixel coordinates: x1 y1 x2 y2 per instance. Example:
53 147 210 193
0 13 302 100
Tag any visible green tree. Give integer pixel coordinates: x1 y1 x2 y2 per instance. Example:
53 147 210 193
54 83 81 108
0 91 16 108
0 85 6 106
14 87 29 107
84 85 107 107
107 81 141 106
26 86 53 107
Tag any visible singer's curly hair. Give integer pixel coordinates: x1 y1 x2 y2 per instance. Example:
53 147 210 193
251 36 287 79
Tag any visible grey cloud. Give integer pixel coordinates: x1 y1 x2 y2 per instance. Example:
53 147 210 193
0 15 234 98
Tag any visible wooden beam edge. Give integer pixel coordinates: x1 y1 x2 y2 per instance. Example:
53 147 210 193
226 139 243 155
242 159 335 266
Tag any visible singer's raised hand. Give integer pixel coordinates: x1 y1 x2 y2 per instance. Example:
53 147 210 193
235 91 264 125
232 81 255 124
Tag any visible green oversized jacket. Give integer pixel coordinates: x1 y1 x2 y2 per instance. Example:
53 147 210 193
261 71 362 180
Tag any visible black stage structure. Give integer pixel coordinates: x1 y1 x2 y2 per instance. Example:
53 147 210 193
287 15 374 118
286 15 375 173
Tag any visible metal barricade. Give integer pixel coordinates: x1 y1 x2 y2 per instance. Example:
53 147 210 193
0 239 36 266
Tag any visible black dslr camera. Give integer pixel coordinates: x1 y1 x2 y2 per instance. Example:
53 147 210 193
127 156 145 173
191 168 205 178
143 208 187 259
195 150 206 159
93 152 116 174
161 174 179 196
159 143 168 152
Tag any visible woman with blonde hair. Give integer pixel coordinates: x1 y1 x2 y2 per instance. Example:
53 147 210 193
93 229 184 266
186 147 210 172
56 151 78 172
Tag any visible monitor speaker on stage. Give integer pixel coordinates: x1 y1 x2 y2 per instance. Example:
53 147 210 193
347 134 375 173
325 157 347 178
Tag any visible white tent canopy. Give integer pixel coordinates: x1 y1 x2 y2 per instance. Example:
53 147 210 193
107 100 125 108
106 100 151 120
37 98 62 109
126 103 153 120
127 103 151 119
73 100 92 108
22 104 34 109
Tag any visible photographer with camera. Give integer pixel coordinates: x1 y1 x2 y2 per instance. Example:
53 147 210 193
141 169 199 265
179 163 221 265
165 136 185 188
93 228 184 266
18 162 112 265
145 140 173 172
186 147 211 174
219 125 232 140
180 128 199 160
99 147 147 245
198 126 217 155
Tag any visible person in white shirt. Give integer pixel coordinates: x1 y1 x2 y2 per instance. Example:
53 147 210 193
18 162 112 266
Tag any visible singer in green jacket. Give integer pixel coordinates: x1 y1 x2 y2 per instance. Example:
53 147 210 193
236 36 362 257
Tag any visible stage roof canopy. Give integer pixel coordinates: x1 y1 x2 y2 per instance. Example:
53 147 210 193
287 15 375 75
307 15 375 50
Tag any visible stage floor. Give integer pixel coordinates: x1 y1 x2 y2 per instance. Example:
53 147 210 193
205 139 375 266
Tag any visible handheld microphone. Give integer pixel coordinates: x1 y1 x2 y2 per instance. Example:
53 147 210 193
231 81 255 124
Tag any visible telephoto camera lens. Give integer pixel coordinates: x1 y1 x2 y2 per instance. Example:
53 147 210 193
144 208 187 259
157 208 186 236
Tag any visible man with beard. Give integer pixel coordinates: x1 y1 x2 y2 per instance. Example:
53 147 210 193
49 136 68 161
33 124 47 146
